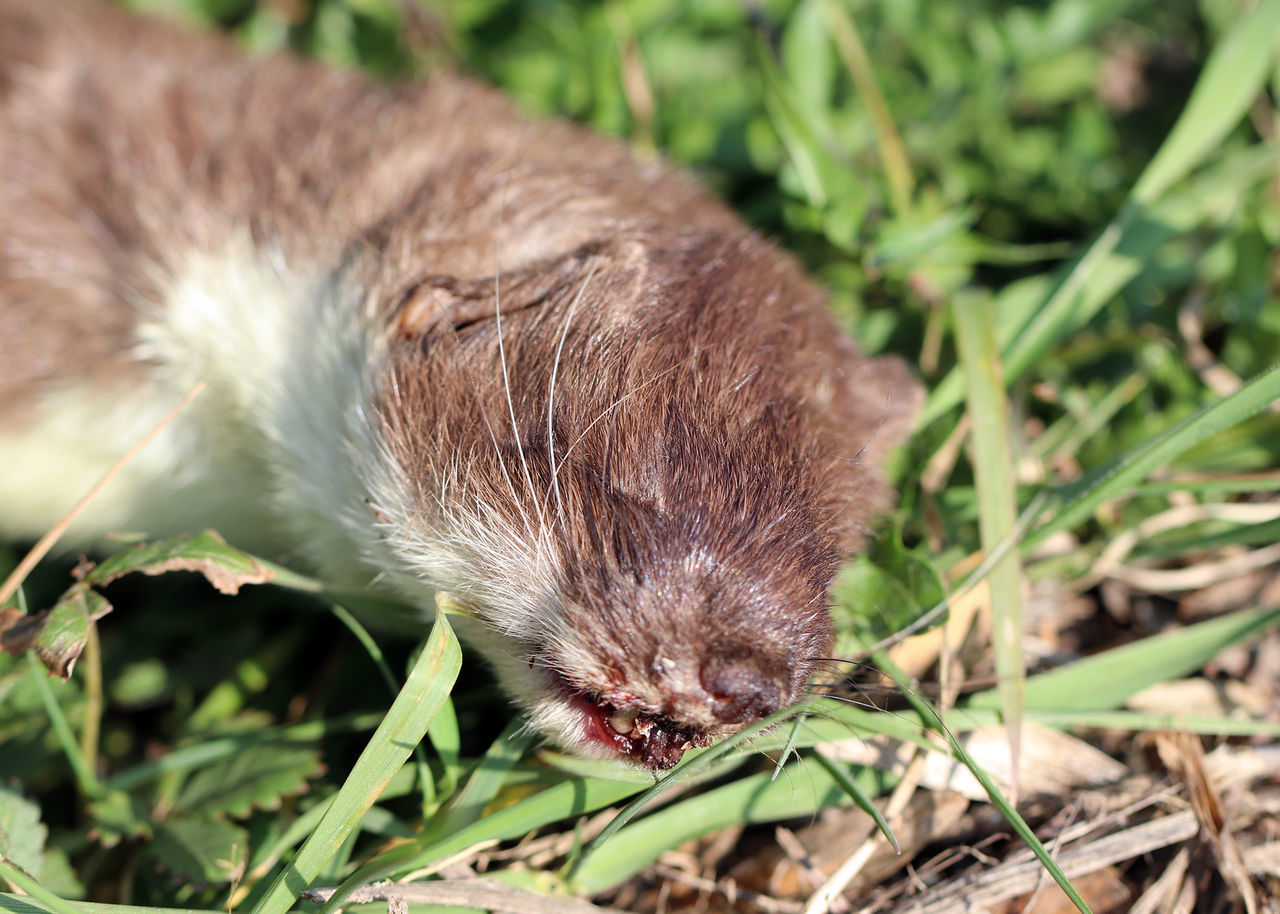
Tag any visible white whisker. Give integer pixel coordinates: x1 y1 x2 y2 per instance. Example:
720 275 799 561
491 184 549 559
546 263 597 527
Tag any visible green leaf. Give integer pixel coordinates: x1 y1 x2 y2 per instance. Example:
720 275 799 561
173 745 322 819
830 531 946 655
0 788 45 879
35 588 111 681
151 818 249 887
85 791 152 848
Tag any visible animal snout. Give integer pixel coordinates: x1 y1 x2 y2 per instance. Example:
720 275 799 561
701 661 785 724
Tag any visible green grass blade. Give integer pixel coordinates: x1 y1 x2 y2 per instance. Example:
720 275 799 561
810 749 899 853
0 861 83 914
329 604 436 809
1027 364 1280 549
0 898 206 914
339 777 646 889
1131 0 1280 204
954 292 1026 786
873 654 1091 914
249 613 461 914
423 718 532 839
823 0 913 215
26 653 102 799
570 757 860 894
1028 710 1280 738
758 38 830 207
966 604 1280 712
918 0 1280 428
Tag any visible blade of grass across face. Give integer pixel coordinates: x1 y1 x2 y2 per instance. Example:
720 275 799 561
918 0 1280 428
953 291 1026 796
249 613 460 914
569 697 825 878
569 756 868 894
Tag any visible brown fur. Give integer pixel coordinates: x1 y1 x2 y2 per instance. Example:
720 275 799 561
0 0 921 766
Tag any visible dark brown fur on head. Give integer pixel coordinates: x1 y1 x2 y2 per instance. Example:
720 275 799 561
377 227 919 767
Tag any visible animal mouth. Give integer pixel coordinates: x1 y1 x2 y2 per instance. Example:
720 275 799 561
556 678 711 770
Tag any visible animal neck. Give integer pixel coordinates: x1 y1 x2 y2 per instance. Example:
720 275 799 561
133 233 405 585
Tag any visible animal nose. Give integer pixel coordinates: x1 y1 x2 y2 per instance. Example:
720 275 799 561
701 661 785 724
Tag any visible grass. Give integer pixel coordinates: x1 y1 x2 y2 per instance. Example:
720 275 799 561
4 0 1280 911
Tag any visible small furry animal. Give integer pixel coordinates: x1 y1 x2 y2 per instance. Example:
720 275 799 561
0 0 920 768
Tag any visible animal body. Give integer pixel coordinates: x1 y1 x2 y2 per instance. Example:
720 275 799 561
0 0 919 768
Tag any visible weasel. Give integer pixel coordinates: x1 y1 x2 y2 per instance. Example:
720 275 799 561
0 0 920 769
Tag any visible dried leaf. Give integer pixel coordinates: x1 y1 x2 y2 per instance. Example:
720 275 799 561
0 607 48 656
82 530 273 595
1 586 113 679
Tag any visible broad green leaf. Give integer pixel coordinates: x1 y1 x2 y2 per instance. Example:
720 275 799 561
34 588 110 680
1 587 109 680
831 529 946 655
173 745 322 818
85 791 152 848
0 788 45 879
151 819 249 887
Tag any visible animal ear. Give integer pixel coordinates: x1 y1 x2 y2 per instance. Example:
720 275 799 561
389 241 631 341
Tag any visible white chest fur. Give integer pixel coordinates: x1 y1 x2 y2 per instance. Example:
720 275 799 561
0 234 405 584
